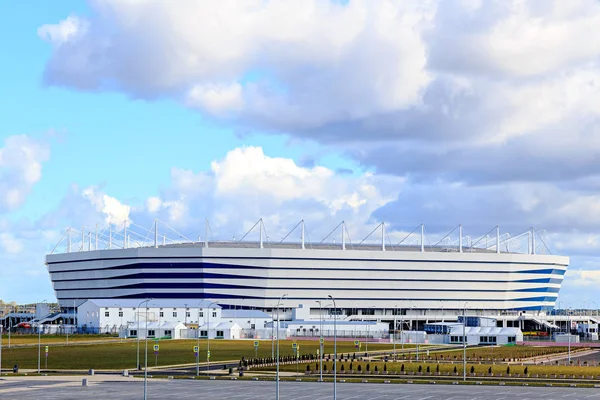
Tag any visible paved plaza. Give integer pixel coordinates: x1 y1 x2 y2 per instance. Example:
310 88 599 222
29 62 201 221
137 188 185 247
3 377 600 399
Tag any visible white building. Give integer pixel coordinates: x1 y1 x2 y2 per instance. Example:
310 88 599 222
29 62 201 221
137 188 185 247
424 322 523 345
577 323 598 340
124 321 187 339
77 299 222 334
265 319 389 339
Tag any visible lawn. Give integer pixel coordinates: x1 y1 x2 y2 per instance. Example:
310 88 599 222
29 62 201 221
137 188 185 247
257 359 600 378
0 339 396 370
388 345 579 361
1 334 122 346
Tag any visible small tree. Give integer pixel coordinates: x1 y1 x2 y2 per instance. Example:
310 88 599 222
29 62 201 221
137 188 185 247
524 367 528 375
426 366 430 373
470 366 475 374
453 366 457 374
506 366 510 375
358 365 362 372
436 364 440 373
350 362 353 370
418 365 422 372
384 364 387 372
306 364 310 372
324 364 328 371
401 364 405 372
366 363 371 372
341 364 345 372
488 366 492 374
374 365 378 372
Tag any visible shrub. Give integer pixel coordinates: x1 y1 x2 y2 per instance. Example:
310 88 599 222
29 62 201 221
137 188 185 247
426 366 430 373
341 364 345 371
384 364 387 372
306 364 310 372
470 366 475 374
401 364 405 372
436 365 440 373
418 365 422 372
366 364 371 372
524 367 528 375
453 366 457 373
488 366 492 374
506 366 510 374
358 365 362 372
374 365 378 372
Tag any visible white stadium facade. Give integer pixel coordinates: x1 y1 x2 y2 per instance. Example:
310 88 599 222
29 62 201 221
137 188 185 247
44 221 575 333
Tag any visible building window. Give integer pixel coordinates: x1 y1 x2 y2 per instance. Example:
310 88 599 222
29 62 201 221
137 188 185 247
130 330 137 337
199 312 204 317
251 324 255 330
200 330 208 337
173 312 178 317
216 330 224 337
118 311 123 317
159 312 164 318
186 312 191 318
212 311 217 318
164 330 172 337
105 311 110 317
148 330 156 337
508 336 516 343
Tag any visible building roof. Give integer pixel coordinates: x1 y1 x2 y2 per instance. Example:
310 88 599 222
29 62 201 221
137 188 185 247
83 299 222 309
221 310 271 319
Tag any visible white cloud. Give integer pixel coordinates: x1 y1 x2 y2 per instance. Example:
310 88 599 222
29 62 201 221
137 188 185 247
0 233 24 255
38 15 88 45
0 135 50 212
81 187 131 225
187 83 244 116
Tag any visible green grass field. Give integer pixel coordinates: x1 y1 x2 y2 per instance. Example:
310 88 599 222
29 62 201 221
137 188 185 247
0 339 396 370
259 359 600 378
393 345 579 361
1 334 122 346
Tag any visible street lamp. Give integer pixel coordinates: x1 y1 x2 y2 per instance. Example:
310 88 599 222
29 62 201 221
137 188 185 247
393 304 398 360
37 299 47 374
463 301 468 382
365 306 375 353
136 298 152 371
196 300 203 377
328 295 337 400
316 300 324 382
206 301 219 373
143 300 152 400
275 294 288 400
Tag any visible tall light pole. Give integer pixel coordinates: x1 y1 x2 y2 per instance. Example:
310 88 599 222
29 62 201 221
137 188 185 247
275 294 288 400
143 300 151 400
316 300 324 382
568 306 572 364
328 295 337 400
37 299 47 374
463 301 468 382
206 301 218 373
393 305 397 360
196 301 203 377
136 298 152 371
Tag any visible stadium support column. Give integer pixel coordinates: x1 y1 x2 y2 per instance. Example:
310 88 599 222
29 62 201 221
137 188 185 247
496 226 500 254
109 225 112 249
381 222 386 251
124 220 127 249
459 225 463 253
204 219 209 248
301 220 305 250
154 220 158 248
67 228 71 253
341 221 346 250
531 227 535 255
420 224 424 252
95 224 98 250
260 218 263 249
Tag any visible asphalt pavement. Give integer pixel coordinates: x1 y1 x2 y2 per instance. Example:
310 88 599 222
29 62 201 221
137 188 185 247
3 377 600 399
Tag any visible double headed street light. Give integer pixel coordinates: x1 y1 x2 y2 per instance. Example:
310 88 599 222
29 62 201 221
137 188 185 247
328 295 337 400
136 298 152 371
275 294 288 400
37 299 47 374
206 301 219 373
463 301 468 382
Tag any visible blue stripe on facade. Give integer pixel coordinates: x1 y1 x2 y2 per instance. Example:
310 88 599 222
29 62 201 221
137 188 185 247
57 281 560 293
47 255 569 268
48 261 567 276
56 292 557 303
50 271 565 285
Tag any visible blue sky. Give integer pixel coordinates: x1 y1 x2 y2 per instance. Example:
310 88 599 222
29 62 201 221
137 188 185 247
1 1 600 307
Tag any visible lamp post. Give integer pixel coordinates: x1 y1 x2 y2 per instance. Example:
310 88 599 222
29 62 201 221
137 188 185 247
328 295 337 400
143 300 152 400
37 299 47 374
463 301 468 382
568 306 572 364
206 301 218 373
196 301 203 377
316 300 324 382
275 294 288 400
136 298 152 371
393 305 397 360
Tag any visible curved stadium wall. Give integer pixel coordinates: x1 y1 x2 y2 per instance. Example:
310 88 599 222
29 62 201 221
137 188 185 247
46 243 568 312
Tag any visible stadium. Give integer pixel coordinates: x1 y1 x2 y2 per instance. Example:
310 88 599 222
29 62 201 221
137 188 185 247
44 220 572 333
